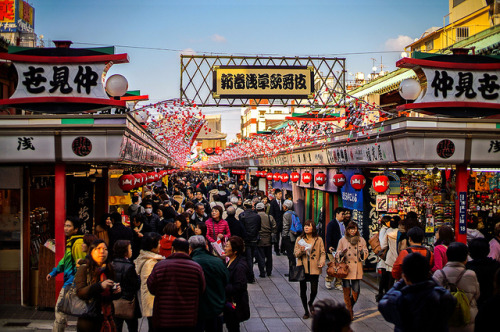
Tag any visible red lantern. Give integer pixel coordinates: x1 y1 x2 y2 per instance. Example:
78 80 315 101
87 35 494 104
146 172 156 183
281 173 289 183
302 171 312 184
133 173 143 188
140 173 148 185
266 172 273 181
332 173 346 188
256 171 263 177
350 174 366 190
273 172 281 181
290 172 300 183
118 174 136 192
315 172 327 186
373 175 390 193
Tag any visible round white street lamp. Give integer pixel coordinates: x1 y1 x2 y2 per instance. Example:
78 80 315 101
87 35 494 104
105 74 128 97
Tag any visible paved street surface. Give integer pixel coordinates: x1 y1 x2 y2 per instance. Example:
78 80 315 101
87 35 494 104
0 254 394 332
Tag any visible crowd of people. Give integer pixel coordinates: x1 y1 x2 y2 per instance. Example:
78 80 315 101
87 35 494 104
45 172 500 332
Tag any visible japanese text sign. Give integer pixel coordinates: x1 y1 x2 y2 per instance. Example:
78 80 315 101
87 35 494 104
212 65 314 99
419 68 499 105
11 63 108 99
459 192 467 235
0 0 34 33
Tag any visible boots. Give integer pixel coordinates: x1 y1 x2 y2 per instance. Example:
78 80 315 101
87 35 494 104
343 287 353 320
351 291 359 307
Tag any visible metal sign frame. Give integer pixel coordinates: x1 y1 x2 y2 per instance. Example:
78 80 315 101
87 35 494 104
180 55 346 107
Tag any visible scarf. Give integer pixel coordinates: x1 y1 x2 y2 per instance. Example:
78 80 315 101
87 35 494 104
99 270 116 332
346 234 360 246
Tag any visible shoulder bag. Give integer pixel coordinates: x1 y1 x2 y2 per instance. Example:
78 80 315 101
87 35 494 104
326 252 349 279
113 297 135 320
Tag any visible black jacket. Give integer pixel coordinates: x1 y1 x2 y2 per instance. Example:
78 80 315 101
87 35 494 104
112 257 142 318
141 213 161 234
239 209 261 243
108 223 134 258
325 219 342 251
226 215 247 239
465 257 500 308
269 199 284 225
225 255 250 323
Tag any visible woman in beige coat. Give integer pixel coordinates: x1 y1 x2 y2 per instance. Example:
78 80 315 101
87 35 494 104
134 232 164 332
336 221 368 319
294 220 326 319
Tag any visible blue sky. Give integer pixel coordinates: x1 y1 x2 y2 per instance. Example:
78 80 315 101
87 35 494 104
31 0 449 139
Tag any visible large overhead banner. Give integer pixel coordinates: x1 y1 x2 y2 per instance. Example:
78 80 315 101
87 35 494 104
0 0 34 33
212 65 314 99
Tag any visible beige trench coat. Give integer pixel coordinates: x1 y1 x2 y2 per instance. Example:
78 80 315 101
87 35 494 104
294 235 326 275
336 236 369 280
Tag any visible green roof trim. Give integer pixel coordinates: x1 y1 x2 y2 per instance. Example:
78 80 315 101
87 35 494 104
125 90 141 96
349 68 415 98
61 119 94 125
8 45 115 55
8 46 32 54
441 24 500 56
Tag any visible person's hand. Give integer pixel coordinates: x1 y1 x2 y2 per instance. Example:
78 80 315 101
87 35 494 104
300 246 306 252
113 284 121 294
217 234 224 239
138 232 144 238
46 274 52 281
101 279 114 289
328 247 334 253
318 262 324 268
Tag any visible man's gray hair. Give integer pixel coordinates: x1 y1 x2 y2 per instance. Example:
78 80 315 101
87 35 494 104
188 235 207 250
283 200 293 209
195 202 205 210
230 196 239 204
227 205 236 215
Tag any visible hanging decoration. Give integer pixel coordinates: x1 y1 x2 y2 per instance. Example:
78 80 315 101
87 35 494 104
273 172 281 181
266 172 274 181
373 175 390 193
350 174 366 190
118 174 136 192
333 173 346 187
290 172 300 183
315 172 327 186
281 173 289 183
302 171 312 184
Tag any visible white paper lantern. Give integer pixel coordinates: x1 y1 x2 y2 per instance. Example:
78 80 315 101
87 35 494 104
105 74 128 97
399 78 421 100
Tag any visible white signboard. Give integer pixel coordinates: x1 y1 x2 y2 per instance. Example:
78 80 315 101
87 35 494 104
0 135 55 162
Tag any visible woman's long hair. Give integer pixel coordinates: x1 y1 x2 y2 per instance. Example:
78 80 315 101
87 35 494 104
300 219 318 239
84 239 114 283
345 221 360 237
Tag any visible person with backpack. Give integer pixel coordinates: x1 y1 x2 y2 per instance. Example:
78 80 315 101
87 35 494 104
378 253 456 332
46 217 86 332
282 200 300 276
392 227 434 281
433 242 480 331
336 221 369 319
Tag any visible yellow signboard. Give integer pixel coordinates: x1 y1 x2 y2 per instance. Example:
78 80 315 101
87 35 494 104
212 66 314 99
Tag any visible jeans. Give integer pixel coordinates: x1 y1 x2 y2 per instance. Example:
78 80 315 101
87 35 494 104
53 287 67 332
257 246 273 276
342 279 360 293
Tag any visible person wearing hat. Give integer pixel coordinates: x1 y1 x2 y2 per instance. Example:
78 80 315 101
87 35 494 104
239 199 262 283
281 200 297 274
256 202 277 277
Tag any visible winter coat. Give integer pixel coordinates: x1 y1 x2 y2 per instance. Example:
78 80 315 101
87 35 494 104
465 257 500 308
205 218 231 243
147 252 205 329
294 235 326 275
142 213 161 234
134 250 164 318
191 212 209 225
191 248 229 320
257 211 276 247
269 198 284 225
466 229 484 244
112 257 142 318
336 235 369 280
380 227 398 272
239 209 261 243
433 262 480 332
127 203 144 219
131 222 152 260
282 210 294 240
377 225 390 270
431 244 448 274
226 215 247 239
489 237 500 262
325 219 343 252
108 223 134 258
225 255 250 323
159 234 176 258
378 279 456 332
49 235 85 287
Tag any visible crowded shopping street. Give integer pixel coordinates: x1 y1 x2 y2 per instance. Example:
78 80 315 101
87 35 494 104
1 1 500 332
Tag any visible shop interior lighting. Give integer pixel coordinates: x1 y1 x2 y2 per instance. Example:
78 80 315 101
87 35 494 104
470 168 500 173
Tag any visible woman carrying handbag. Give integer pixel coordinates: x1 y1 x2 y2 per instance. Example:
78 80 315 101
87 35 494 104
336 222 368 319
74 239 121 332
294 220 326 319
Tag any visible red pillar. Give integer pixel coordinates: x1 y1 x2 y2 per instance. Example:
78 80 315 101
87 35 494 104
455 165 468 244
54 162 66 299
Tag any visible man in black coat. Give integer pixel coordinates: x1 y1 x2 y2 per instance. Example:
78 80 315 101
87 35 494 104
108 212 134 259
269 189 284 255
239 200 262 283
225 206 247 239
142 202 161 233
325 207 345 290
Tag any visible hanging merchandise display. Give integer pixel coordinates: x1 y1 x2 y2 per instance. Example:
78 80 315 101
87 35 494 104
468 170 500 238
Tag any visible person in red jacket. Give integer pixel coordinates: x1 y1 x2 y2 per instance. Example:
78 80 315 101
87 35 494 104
392 227 434 280
147 238 206 332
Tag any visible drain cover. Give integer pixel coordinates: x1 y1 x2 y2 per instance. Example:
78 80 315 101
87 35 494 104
3 322 30 327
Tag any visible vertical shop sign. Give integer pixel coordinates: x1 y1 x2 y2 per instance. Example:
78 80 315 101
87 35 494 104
341 170 364 234
459 192 467 234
